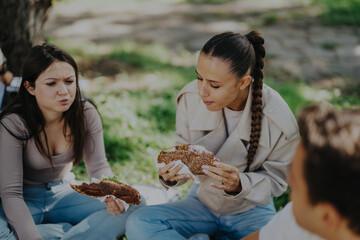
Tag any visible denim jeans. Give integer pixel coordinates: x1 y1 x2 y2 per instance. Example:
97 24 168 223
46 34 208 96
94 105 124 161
0 178 145 240
126 184 275 240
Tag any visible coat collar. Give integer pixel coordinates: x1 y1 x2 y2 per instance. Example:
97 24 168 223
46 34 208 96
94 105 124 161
188 84 271 149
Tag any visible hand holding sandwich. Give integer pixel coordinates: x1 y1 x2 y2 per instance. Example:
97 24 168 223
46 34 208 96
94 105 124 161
104 197 125 215
158 161 195 182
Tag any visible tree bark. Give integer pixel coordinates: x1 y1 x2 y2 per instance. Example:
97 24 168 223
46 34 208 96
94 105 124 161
0 0 53 76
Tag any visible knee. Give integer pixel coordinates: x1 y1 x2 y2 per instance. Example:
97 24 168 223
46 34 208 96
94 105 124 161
126 207 149 230
125 211 143 240
125 207 159 240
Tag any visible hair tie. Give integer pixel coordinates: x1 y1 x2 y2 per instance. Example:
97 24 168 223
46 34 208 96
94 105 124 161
245 34 253 44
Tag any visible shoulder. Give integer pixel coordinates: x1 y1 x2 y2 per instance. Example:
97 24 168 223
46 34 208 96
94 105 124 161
175 80 205 119
259 202 295 240
176 80 199 104
0 113 30 137
83 101 102 132
262 84 298 139
83 100 97 112
260 202 324 240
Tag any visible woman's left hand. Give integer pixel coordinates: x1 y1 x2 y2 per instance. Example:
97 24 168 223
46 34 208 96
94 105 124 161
104 196 125 215
202 161 242 193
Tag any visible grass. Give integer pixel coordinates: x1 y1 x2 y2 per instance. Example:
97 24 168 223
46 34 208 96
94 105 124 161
263 13 279 26
51 39 360 209
183 0 235 3
321 41 339 51
313 0 360 26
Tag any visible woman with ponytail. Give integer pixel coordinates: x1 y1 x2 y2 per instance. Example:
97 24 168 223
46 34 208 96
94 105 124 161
126 31 299 240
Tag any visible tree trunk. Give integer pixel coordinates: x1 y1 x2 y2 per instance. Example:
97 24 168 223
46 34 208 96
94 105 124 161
0 0 53 76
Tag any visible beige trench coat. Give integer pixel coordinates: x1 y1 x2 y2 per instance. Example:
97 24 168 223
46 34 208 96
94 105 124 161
162 80 300 216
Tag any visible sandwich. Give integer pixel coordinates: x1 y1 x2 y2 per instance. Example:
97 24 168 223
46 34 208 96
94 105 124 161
157 144 217 175
70 178 141 205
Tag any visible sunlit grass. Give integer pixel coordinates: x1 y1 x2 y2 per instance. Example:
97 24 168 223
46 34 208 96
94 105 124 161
313 0 360 26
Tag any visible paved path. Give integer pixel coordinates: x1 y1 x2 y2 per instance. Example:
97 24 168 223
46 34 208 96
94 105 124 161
45 0 360 87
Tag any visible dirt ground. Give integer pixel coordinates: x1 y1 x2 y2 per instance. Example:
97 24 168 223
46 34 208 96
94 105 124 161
45 0 360 90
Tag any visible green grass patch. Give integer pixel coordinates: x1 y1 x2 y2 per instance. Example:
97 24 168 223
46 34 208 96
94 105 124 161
263 13 279 26
321 41 339 51
313 0 360 26
274 189 290 211
183 0 235 3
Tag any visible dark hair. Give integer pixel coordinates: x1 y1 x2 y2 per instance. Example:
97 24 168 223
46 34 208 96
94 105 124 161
298 103 360 235
0 43 85 166
201 31 265 171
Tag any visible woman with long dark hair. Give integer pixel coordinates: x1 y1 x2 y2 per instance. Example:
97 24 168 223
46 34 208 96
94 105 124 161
126 31 300 239
0 43 143 240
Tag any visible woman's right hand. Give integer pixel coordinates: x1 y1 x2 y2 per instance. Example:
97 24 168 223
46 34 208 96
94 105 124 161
158 162 194 182
104 196 125 215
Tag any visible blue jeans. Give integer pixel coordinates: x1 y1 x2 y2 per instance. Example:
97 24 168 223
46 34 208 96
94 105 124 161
0 178 145 240
126 184 275 240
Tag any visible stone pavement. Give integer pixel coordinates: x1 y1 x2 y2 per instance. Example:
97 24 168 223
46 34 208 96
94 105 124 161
45 0 360 87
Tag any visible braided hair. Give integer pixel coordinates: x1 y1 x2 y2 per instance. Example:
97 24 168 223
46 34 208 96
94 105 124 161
201 30 266 172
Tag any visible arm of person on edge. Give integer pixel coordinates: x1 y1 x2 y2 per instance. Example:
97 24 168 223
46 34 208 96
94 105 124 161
0 116 42 240
0 49 13 87
82 102 124 215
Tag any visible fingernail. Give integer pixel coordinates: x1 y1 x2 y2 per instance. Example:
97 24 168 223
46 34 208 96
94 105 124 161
202 165 209 169
170 162 175 166
202 169 209 174
210 183 215 187
213 161 219 166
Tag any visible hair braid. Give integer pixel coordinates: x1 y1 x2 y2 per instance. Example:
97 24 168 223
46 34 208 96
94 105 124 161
245 31 265 172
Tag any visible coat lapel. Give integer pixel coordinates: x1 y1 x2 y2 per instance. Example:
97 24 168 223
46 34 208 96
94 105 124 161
193 117 228 156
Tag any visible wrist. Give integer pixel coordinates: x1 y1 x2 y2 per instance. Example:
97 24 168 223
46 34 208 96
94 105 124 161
225 180 242 195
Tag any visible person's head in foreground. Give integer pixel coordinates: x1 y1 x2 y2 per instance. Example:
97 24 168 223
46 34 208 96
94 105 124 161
0 43 85 165
289 102 360 240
